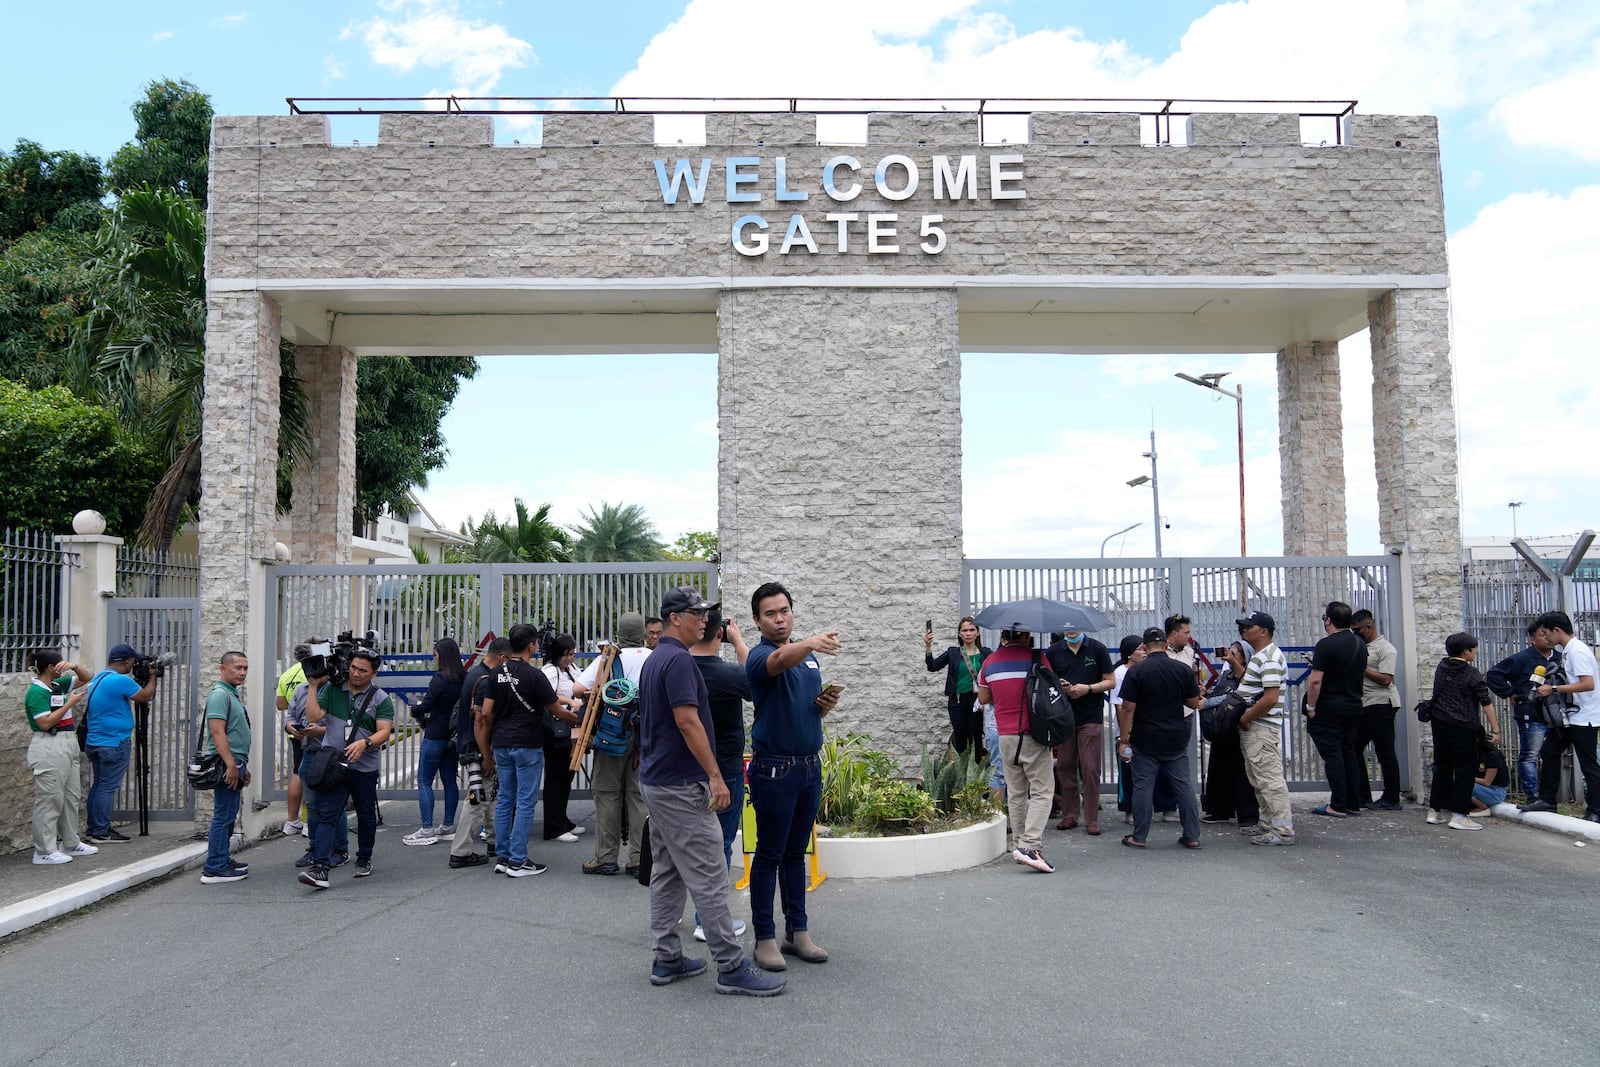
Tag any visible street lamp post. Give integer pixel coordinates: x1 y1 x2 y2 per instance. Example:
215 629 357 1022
1126 430 1162 557
1508 501 1524 541
1100 522 1142 558
1175 372 1246 556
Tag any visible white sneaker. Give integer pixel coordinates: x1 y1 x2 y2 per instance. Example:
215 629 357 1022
65 842 99 856
33 850 72 865
570 825 586 835
1425 810 1445 825
438 824 456 837
693 919 746 942
403 827 440 846
301 821 310 837
282 820 305 836
556 831 579 843
1448 815 1483 831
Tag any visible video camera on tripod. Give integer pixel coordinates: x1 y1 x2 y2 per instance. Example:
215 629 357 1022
299 629 380 688
132 651 177 686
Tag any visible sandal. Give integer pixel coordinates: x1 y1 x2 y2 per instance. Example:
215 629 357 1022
1310 805 1349 818
1178 838 1202 849
1120 835 1146 849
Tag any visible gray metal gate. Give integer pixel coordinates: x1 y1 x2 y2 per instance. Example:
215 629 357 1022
262 561 719 800
107 597 202 820
962 556 1407 793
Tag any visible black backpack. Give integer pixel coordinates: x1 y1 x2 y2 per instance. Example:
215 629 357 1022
1021 652 1074 754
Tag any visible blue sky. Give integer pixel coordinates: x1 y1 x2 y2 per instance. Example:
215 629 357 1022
7 1 1597 557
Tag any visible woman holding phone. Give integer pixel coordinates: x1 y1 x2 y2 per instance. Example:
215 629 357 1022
924 617 991 758
24 649 96 864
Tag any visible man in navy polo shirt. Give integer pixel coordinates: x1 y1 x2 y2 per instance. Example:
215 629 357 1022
745 581 842 973
638 586 783 998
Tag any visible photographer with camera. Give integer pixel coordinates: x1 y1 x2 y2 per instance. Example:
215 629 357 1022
446 637 508 868
296 646 394 889
1518 611 1600 821
82 644 160 844
1486 620 1562 799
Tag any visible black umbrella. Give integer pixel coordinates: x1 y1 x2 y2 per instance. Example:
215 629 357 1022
972 597 1114 634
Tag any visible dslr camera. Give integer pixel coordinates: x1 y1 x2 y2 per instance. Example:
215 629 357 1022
299 629 380 688
132 651 177 686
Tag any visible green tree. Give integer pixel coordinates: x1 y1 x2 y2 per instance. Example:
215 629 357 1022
0 381 161 534
1 139 104 244
107 79 212 205
570 501 666 562
353 356 479 526
663 529 719 562
457 498 573 563
0 220 99 385
68 187 311 546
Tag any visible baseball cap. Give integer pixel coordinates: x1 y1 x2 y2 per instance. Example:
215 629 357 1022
108 643 139 662
1141 626 1166 645
1236 611 1276 634
661 585 719 617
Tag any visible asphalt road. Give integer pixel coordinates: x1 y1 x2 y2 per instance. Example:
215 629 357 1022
2 803 1596 1066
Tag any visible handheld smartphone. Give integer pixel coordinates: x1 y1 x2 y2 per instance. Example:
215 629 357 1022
1214 647 1227 658
820 682 845 697
925 619 933 634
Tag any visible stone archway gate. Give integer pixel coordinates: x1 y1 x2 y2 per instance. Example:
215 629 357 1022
200 99 1459 830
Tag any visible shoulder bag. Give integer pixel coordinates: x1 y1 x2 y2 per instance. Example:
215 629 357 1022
187 688 251 790
301 688 375 791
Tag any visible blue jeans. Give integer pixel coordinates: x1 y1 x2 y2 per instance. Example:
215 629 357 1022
301 776 348 857
417 738 459 827
86 738 132 836
983 713 1004 790
312 769 377 865
1516 720 1547 798
204 768 245 874
747 753 821 942
1130 748 1201 844
1472 783 1507 809
492 746 544 866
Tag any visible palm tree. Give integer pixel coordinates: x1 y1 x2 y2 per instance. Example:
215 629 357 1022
460 499 573 563
571 502 665 562
68 186 310 547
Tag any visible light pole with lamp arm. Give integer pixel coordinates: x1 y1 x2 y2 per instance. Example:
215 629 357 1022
1100 522 1142 558
1175 371 1246 556
1126 429 1162 558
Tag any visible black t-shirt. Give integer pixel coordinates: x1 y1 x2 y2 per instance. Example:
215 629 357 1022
454 664 493 748
1119 651 1201 759
1310 629 1368 715
416 671 463 742
1046 637 1114 727
486 658 557 748
1478 747 1509 789
694 654 751 768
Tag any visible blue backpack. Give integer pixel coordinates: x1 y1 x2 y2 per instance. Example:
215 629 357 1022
590 655 639 758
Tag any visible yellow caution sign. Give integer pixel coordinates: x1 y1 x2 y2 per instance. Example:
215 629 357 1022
733 756 826 892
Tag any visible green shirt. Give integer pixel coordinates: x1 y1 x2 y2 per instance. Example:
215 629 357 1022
203 681 252 762
317 683 394 773
25 677 73 731
955 649 981 695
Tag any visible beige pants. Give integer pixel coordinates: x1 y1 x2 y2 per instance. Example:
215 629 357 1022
999 734 1055 851
1240 721 1294 831
28 731 84 855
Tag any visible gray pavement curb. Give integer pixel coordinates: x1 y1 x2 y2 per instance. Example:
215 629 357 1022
0 842 206 940
1487 802 1600 842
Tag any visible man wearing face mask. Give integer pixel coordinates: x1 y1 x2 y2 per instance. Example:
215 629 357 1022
1046 629 1116 835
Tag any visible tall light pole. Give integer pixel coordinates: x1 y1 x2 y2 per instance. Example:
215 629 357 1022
1100 522 1142 558
1126 430 1162 557
1508 501 1524 541
1175 371 1246 556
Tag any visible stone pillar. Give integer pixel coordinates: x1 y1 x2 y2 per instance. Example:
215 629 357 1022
718 288 962 764
1369 289 1462 672
54 533 121 670
290 345 357 564
1277 340 1348 555
199 290 282 835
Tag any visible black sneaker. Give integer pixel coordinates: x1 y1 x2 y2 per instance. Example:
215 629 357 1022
493 857 510 875
506 860 546 878
352 860 373 878
582 861 620 876
1518 799 1557 813
294 850 315 868
330 852 349 868
298 865 330 889
1200 813 1231 824
200 868 247 884
449 853 489 869
88 829 132 844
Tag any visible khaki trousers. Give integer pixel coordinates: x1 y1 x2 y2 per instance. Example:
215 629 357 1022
999 734 1055 851
1240 721 1294 830
28 732 84 855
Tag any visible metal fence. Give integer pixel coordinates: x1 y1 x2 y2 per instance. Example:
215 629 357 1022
116 542 200 598
963 556 1406 793
107 597 202 820
262 561 720 800
0 527 78 672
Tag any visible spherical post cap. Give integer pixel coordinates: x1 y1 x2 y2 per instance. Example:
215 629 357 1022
273 541 292 562
72 510 107 535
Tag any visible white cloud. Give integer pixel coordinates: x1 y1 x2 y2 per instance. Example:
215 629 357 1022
1492 39 1600 160
323 54 346 84
343 0 535 96
217 11 248 26
151 31 173 44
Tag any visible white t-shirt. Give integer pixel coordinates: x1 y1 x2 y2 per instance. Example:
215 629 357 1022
578 646 651 688
1560 637 1600 727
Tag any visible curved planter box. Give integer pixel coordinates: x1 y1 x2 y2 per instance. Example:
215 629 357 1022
817 814 1007 878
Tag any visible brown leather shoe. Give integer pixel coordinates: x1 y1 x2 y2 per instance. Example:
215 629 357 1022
781 930 828 963
1057 818 1077 831
754 938 787 972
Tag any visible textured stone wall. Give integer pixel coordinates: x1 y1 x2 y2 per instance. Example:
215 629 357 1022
208 111 1447 280
290 345 356 564
1278 340 1349 554
1369 288 1463 676
718 288 962 760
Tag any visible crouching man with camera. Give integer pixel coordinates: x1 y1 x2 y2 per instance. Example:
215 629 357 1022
297 650 394 889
